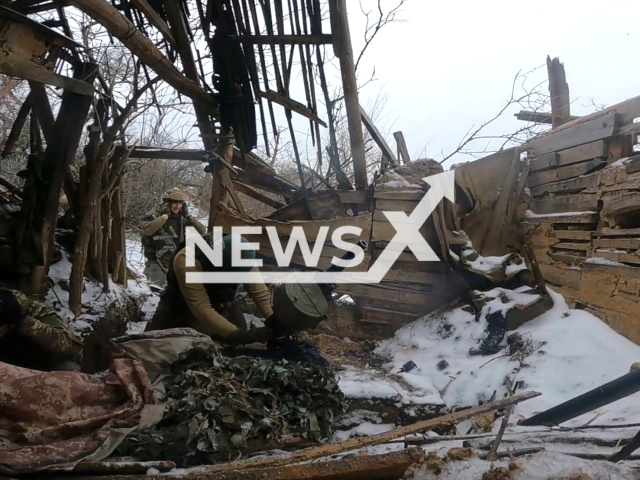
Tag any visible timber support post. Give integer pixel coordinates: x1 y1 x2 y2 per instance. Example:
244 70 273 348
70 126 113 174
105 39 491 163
329 0 367 189
547 56 571 129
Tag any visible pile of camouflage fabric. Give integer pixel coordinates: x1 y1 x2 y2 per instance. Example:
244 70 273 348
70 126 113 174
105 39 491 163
117 347 345 466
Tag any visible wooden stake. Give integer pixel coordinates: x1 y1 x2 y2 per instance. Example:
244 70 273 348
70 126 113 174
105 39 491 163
328 0 367 189
546 56 571 129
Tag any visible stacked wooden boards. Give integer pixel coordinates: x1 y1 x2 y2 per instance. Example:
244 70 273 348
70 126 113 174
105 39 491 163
520 95 640 342
336 186 467 336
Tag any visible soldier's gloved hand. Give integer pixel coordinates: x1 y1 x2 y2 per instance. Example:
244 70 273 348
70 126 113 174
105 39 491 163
226 327 274 345
181 202 189 218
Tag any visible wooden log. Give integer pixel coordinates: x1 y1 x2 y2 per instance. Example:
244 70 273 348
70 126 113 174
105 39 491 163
234 182 285 209
360 105 397 165
530 173 598 197
548 251 585 265
188 392 541 474
338 191 368 204
529 139 607 172
525 112 617 157
230 33 333 44
394 131 410 164
336 284 433 305
375 199 419 213
40 63 98 285
130 0 176 47
591 250 640 265
530 194 599 215
515 110 579 124
328 0 367 189
50 461 176 474
261 89 327 127
0 57 94 96
539 263 582 290
70 0 217 112
546 56 571 129
528 158 605 188
607 135 633 165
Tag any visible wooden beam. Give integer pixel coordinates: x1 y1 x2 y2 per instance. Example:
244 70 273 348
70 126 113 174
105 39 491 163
234 181 285 209
529 139 607 172
131 0 176 48
329 0 367 189
525 112 617 157
0 57 94 96
515 110 580 124
530 173 598 197
360 105 397 165
231 34 333 44
393 131 410 164
261 89 327 127
528 158 606 188
1 93 31 157
530 193 599 215
546 56 571 129
70 0 218 113
40 62 98 284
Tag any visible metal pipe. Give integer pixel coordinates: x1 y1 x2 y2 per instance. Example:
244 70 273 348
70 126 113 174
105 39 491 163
519 369 640 426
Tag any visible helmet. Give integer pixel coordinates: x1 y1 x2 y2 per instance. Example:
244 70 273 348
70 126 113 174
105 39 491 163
218 234 256 272
162 188 189 203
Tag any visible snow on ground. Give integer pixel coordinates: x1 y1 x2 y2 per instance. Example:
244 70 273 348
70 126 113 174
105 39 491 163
366 287 640 427
47 247 157 337
407 451 638 480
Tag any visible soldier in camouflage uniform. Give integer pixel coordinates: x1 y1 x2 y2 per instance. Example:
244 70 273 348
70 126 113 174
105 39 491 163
140 188 206 287
0 288 83 371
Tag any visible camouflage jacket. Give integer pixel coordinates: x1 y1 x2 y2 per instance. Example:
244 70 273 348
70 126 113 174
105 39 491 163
140 203 206 271
0 290 83 371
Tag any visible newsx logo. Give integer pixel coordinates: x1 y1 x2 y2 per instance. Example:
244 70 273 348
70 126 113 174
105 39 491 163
185 170 455 284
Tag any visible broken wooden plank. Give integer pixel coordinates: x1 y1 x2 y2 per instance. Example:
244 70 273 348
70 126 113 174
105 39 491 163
546 56 571 129
230 34 333 44
530 172 598 197
529 139 607 172
360 105 397 165
515 110 580 124
393 131 410 164
526 112 617 157
592 238 640 250
528 158 606 188
591 250 640 265
553 242 591 251
260 89 327 127
0 57 94 96
194 391 541 473
549 251 586 265
530 193 599 215
602 192 640 217
233 181 285 209
597 227 640 237
374 190 424 201
553 230 593 240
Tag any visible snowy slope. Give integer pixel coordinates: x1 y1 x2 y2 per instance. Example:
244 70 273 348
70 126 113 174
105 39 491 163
372 288 640 427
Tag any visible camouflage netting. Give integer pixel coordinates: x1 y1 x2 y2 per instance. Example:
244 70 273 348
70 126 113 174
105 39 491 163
117 348 346 466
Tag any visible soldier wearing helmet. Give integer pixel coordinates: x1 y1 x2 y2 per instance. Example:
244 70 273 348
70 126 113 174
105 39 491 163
0 288 83 371
140 188 206 287
146 233 275 345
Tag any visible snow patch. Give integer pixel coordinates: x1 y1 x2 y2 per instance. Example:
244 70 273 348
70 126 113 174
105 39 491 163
525 210 596 218
585 256 626 266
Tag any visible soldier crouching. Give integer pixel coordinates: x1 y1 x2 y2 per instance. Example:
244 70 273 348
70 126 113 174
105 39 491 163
0 288 83 372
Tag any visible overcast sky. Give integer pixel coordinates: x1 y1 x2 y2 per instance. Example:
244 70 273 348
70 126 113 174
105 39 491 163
342 0 638 167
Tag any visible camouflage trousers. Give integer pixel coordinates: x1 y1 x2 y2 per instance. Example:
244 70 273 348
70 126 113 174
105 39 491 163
144 261 167 287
